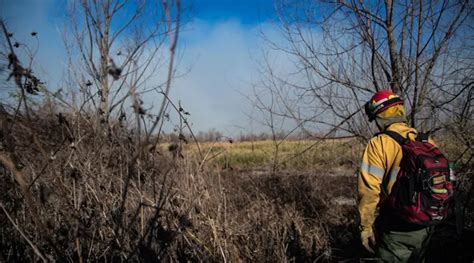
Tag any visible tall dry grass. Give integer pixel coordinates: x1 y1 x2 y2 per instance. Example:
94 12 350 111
0 106 361 262
1 106 473 262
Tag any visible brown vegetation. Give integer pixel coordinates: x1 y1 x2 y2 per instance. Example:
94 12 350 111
0 0 472 261
0 106 357 261
1 107 473 262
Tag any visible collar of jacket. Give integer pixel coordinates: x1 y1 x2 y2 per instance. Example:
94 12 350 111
376 122 418 142
385 122 410 132
376 116 407 130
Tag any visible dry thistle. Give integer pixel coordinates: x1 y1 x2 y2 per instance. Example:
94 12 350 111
107 58 122 80
178 133 188 144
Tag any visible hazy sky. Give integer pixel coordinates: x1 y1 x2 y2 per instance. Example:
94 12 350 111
1 0 284 136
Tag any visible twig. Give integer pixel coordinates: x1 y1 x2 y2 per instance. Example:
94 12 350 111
198 141 221 170
28 137 68 190
149 0 181 135
1 20 32 120
0 152 49 237
153 91 203 159
0 203 48 262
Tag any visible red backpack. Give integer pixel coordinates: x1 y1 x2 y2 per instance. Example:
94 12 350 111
382 131 455 226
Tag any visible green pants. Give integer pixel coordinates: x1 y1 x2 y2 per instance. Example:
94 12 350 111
376 227 433 263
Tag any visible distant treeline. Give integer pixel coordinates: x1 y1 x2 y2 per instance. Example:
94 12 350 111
161 129 355 143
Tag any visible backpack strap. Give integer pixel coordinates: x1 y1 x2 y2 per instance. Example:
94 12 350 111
416 132 429 142
382 130 416 206
382 130 411 146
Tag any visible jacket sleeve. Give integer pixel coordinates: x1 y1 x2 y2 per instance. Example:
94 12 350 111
358 137 385 238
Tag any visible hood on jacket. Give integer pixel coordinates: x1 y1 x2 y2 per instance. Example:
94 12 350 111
375 104 406 131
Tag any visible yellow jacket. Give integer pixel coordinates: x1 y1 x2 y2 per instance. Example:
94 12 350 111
357 122 419 239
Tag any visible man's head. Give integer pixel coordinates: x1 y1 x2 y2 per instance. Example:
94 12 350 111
364 90 406 129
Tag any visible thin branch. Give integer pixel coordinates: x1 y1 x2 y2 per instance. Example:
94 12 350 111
0 203 48 262
149 0 181 135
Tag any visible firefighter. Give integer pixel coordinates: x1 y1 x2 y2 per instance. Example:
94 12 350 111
358 90 433 262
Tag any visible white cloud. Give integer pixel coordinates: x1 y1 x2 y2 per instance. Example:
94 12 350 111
168 19 260 133
2 1 298 135
167 18 322 136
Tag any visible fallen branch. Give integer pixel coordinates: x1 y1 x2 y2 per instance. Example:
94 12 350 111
0 203 48 262
0 152 47 236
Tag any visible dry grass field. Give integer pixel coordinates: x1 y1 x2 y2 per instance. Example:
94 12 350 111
180 138 364 172
1 109 473 262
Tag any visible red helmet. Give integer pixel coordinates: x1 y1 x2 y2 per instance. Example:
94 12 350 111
364 90 403 122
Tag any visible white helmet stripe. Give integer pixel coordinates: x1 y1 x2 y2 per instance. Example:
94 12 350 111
373 97 389 107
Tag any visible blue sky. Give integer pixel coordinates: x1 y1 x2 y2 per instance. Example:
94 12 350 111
191 0 275 24
1 0 284 135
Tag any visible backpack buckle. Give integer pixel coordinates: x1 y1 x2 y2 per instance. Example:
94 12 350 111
422 176 434 191
422 179 430 191
421 173 432 191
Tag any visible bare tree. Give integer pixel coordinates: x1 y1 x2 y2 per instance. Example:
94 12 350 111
257 0 472 138
65 0 173 123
